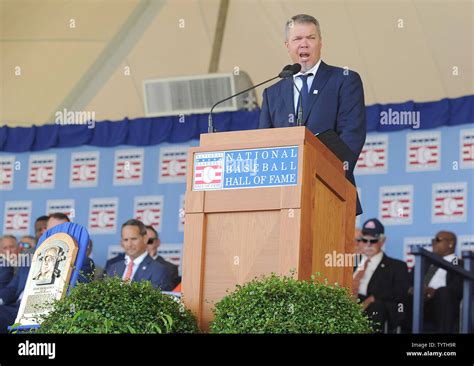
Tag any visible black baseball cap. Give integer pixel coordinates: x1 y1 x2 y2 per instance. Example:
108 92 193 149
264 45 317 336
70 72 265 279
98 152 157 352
361 218 384 237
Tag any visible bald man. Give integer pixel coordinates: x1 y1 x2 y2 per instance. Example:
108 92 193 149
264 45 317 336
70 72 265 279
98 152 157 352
406 231 463 333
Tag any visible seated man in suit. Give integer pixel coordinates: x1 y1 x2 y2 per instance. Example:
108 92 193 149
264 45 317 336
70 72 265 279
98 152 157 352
405 231 463 333
145 225 180 289
0 266 30 333
105 219 174 291
259 14 366 214
352 218 409 332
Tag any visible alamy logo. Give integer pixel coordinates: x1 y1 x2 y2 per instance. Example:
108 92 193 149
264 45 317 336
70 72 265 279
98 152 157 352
380 108 420 129
18 341 56 359
55 108 95 129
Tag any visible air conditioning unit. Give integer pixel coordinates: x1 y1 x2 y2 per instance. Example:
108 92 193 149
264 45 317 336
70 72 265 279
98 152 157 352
143 71 257 117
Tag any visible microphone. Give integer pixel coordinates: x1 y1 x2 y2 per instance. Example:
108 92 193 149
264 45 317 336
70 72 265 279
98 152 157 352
207 64 301 133
293 71 313 126
278 64 301 78
278 64 292 78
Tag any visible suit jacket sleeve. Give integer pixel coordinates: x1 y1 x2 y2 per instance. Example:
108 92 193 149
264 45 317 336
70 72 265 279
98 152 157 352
0 271 20 305
373 261 410 304
258 88 273 129
150 263 174 291
0 267 14 289
446 259 464 299
335 71 366 173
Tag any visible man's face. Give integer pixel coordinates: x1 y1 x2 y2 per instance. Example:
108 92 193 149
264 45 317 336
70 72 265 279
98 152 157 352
121 225 147 259
35 220 47 241
146 228 160 257
20 236 35 251
361 235 384 258
0 237 18 256
43 252 57 274
285 22 322 72
432 231 455 256
47 218 68 230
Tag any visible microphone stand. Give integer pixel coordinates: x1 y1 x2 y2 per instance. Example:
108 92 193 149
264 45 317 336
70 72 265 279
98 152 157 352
208 75 280 133
292 79 303 126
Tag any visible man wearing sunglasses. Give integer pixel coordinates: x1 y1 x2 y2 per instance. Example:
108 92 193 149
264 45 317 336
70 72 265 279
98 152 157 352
353 218 409 332
406 231 463 333
145 226 180 290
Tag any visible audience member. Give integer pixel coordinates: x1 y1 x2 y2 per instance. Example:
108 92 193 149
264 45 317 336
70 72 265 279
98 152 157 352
105 219 175 291
405 231 463 333
352 218 409 332
145 225 180 289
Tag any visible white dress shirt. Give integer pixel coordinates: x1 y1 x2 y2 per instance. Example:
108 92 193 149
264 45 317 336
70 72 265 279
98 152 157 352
293 59 322 114
355 251 384 296
122 251 148 280
428 253 457 289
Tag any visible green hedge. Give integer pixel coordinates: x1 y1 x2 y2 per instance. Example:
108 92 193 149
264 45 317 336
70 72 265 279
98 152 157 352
210 274 372 334
35 277 198 334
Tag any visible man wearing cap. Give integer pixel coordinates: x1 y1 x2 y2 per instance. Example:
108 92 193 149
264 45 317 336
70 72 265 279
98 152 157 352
352 218 409 332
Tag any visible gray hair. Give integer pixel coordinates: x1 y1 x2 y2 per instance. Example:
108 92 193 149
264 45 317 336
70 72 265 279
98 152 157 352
285 14 321 41
0 235 17 247
0 234 17 242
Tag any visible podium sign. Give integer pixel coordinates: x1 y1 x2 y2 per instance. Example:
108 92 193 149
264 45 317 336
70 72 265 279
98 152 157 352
192 146 299 191
14 233 78 328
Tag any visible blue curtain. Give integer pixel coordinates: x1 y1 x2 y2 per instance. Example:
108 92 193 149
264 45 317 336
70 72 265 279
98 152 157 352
1 95 472 153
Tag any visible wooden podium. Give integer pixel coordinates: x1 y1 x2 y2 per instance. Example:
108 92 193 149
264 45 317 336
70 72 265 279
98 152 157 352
182 126 356 330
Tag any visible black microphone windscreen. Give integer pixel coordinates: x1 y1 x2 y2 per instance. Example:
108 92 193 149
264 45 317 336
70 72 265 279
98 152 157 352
290 63 302 74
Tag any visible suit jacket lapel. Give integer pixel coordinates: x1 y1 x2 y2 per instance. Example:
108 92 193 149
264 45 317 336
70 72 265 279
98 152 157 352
368 254 387 291
115 260 126 278
304 61 332 123
133 255 151 280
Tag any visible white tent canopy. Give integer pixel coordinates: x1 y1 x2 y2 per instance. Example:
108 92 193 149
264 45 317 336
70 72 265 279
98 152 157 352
0 0 472 126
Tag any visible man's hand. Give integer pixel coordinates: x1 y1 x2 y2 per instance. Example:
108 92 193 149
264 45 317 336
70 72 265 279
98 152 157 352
362 295 375 310
424 287 436 300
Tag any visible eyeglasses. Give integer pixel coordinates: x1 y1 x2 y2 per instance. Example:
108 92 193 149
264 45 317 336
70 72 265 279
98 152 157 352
356 237 379 244
147 238 157 245
19 242 32 249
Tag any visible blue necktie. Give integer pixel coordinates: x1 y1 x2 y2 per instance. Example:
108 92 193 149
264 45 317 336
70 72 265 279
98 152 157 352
296 74 310 121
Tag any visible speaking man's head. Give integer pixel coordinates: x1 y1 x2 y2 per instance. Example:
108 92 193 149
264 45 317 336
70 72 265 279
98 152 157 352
285 14 322 73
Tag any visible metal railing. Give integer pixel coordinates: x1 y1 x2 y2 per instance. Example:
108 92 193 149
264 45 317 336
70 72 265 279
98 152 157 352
410 246 474 333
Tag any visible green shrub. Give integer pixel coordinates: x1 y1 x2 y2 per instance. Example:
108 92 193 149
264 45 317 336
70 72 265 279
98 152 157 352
210 273 372 334
36 277 199 333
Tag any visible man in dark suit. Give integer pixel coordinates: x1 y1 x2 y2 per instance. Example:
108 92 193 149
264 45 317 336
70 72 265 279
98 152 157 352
105 219 174 291
405 231 463 333
0 266 29 333
353 218 409 332
259 14 366 214
145 225 180 289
